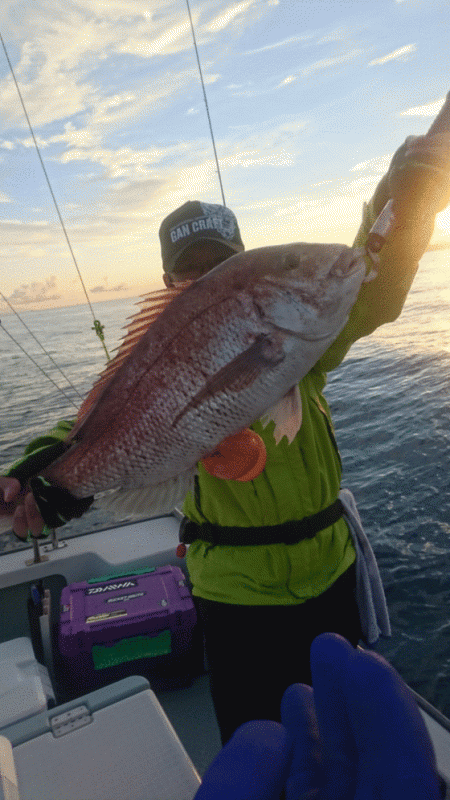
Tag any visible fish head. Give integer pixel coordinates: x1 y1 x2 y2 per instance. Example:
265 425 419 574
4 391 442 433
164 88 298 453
231 242 369 340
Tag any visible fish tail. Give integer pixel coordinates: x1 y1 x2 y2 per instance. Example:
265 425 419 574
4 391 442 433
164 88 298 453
95 469 196 520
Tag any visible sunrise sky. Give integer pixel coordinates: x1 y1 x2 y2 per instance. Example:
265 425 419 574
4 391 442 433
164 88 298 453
0 0 449 310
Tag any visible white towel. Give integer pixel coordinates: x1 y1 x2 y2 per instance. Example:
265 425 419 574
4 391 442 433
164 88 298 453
339 488 391 645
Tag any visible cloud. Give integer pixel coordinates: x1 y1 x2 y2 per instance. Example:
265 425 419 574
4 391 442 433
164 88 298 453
368 44 416 66
24 110 306 219
0 0 277 188
400 98 446 117
0 30 102 129
207 1 258 33
47 122 103 150
318 26 351 44
61 112 305 220
278 75 296 87
58 140 191 181
118 21 191 58
302 49 363 77
90 282 128 293
6 61 209 181
0 219 48 227
154 136 297 210
2 0 366 267
277 49 363 88
243 34 313 55
106 178 163 211
0 3 208 133
351 155 392 173
8 275 60 305
253 172 382 245
230 117 306 150
223 150 293 167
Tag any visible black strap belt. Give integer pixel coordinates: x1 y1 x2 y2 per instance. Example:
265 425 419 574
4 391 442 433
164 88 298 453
180 498 344 547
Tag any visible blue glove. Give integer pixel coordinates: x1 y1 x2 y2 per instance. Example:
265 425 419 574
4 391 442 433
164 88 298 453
282 633 442 800
194 633 442 800
193 720 290 800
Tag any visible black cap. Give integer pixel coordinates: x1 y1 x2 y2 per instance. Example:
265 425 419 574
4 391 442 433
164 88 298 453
159 201 244 273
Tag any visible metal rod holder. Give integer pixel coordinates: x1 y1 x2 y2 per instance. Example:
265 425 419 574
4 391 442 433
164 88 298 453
25 536 49 566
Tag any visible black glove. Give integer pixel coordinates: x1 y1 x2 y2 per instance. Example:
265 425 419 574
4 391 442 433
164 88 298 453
29 476 94 529
8 441 94 530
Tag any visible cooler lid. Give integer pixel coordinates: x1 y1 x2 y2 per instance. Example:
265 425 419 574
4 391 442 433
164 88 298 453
0 639 48 730
9 677 200 800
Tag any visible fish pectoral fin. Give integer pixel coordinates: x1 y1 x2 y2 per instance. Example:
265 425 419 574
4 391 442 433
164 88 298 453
260 384 302 444
95 468 196 520
173 334 285 427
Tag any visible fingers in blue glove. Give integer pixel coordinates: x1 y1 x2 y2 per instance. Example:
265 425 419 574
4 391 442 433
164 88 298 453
308 634 358 800
194 720 290 800
280 683 321 800
310 633 442 800
343 640 441 799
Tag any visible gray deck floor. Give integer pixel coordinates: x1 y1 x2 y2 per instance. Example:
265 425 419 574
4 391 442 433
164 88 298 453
156 674 222 777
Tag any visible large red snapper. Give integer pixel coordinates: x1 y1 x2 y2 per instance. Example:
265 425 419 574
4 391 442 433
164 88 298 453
39 242 371 517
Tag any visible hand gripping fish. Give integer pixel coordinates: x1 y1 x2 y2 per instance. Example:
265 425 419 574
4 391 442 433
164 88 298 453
23 241 372 527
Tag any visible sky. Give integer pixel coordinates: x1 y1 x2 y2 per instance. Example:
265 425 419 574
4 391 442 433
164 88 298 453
0 0 449 310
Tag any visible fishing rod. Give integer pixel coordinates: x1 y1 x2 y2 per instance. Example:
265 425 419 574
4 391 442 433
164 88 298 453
0 321 80 412
185 0 227 207
0 290 84 402
0 6 225 410
0 33 110 363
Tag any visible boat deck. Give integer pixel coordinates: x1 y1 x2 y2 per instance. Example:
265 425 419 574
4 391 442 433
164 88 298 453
0 514 449 795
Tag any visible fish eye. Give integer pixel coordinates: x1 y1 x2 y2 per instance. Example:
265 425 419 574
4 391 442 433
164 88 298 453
282 253 299 270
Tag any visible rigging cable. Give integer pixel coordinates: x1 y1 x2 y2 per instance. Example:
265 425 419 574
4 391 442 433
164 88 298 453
185 0 226 207
0 291 84 401
0 32 110 361
0 321 79 412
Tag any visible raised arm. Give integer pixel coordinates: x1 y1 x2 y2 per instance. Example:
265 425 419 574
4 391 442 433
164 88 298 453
316 121 450 373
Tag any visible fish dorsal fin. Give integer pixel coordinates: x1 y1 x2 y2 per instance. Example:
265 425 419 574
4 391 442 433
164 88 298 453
75 283 190 427
260 384 302 444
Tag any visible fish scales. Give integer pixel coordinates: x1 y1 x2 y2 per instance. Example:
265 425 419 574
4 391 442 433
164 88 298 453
42 242 370 507
50 291 271 494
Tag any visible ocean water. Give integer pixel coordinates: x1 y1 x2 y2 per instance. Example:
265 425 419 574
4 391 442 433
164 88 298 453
1 251 450 716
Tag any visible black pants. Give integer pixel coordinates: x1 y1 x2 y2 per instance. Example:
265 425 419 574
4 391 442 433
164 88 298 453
195 563 361 745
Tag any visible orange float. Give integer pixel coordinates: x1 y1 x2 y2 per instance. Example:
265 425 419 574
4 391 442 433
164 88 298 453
201 428 266 481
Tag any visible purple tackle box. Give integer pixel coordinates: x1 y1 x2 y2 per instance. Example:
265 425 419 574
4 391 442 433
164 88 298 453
58 565 202 694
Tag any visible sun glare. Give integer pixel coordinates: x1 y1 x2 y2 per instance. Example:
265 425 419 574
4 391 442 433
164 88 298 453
435 208 450 236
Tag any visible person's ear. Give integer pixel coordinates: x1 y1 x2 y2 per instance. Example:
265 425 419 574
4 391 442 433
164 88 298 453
163 273 174 288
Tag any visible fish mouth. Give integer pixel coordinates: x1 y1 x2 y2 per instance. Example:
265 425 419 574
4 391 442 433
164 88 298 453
329 247 366 278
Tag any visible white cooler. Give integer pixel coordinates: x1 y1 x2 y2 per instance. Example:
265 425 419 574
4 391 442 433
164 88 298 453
0 637 54 730
1 676 201 800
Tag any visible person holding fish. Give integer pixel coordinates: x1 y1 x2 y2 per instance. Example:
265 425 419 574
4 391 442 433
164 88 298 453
1 122 450 752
